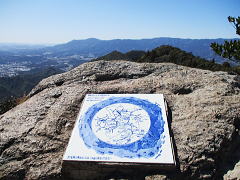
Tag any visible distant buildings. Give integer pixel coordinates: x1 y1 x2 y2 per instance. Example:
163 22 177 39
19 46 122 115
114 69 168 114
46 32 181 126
0 62 31 77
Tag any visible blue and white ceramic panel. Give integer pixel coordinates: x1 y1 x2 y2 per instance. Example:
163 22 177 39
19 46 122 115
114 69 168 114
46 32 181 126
63 94 174 165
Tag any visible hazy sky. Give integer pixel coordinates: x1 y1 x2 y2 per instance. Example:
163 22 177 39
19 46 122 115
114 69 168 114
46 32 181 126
0 0 239 44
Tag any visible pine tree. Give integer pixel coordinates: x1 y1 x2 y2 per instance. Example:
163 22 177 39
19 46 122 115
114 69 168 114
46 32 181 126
211 16 240 62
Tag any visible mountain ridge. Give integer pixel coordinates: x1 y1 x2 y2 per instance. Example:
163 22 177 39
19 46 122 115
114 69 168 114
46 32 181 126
94 45 240 74
43 37 240 64
4 37 239 65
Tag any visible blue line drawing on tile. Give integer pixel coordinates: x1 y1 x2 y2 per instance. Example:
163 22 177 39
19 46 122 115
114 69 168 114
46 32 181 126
79 96 165 159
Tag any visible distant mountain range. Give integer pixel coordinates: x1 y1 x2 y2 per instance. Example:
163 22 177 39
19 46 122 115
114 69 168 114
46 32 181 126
26 37 238 64
0 43 49 52
1 37 239 64
1 37 239 78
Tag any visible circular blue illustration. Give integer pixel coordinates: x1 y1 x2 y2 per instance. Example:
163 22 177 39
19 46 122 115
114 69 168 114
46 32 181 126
79 96 165 159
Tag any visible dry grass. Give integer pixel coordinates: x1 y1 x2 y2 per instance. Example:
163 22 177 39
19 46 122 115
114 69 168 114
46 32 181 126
16 95 29 105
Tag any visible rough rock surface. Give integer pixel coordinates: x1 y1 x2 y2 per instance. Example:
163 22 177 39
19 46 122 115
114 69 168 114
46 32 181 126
224 161 240 180
0 60 239 180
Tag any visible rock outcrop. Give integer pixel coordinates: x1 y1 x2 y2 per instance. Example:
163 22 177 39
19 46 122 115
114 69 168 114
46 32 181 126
0 60 239 180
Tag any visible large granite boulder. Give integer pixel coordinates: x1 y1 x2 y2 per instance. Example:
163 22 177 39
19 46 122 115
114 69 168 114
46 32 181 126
0 60 239 180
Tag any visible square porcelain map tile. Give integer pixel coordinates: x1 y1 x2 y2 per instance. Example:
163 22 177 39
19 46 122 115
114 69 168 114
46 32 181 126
63 94 175 165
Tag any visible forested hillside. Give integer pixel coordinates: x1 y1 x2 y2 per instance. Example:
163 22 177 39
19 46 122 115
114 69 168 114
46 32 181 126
96 45 240 74
94 50 145 61
0 67 63 114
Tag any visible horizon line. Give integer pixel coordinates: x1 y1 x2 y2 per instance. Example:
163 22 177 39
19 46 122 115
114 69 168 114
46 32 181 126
0 36 239 45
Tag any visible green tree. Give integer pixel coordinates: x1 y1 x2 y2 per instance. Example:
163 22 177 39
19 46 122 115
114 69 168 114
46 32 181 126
211 16 240 62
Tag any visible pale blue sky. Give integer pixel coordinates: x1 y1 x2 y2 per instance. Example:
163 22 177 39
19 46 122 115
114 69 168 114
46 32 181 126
0 0 239 44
